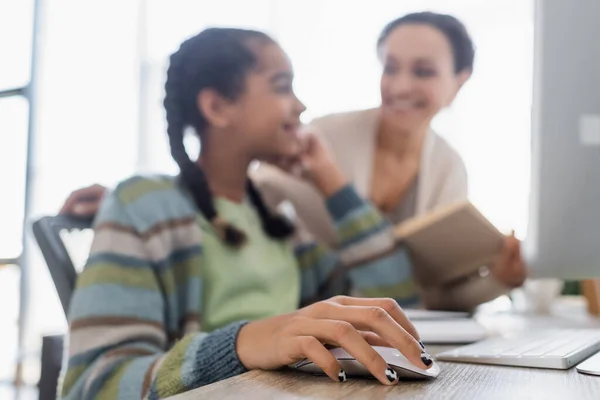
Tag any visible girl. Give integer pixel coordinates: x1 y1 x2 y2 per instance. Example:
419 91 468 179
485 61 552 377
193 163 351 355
61 28 431 399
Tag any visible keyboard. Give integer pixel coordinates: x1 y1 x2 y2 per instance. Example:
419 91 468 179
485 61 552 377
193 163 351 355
436 329 600 369
414 319 487 344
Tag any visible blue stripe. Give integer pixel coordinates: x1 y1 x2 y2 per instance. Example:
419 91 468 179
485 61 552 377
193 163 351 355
294 242 320 257
68 346 109 368
94 193 135 228
164 277 202 331
123 189 197 233
347 249 412 290
314 252 337 284
117 175 161 188
180 334 209 388
87 253 149 269
85 357 127 399
299 251 337 300
72 273 201 333
184 277 202 315
167 288 183 331
148 383 159 400
93 176 189 230
69 284 164 323
157 246 202 271
118 355 158 400
300 269 318 301
325 185 365 221
68 342 163 369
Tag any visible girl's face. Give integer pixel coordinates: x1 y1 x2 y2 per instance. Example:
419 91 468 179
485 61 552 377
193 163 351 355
224 42 307 161
379 24 470 133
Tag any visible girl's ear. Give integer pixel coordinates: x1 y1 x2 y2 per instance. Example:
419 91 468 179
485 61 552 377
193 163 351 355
197 89 235 129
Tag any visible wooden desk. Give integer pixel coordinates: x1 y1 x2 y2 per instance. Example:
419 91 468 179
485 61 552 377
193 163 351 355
170 298 600 400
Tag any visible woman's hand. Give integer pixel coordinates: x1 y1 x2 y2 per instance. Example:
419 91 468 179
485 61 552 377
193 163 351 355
236 296 433 385
59 184 107 216
491 232 527 288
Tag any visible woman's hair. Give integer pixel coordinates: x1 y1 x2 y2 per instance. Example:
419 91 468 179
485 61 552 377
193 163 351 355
164 28 294 247
377 12 475 74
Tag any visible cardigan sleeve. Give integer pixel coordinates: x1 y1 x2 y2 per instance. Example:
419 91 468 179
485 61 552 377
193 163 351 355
289 185 418 305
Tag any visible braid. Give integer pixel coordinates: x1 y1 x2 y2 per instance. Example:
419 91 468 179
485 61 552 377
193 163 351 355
164 28 295 247
246 179 295 238
165 49 246 247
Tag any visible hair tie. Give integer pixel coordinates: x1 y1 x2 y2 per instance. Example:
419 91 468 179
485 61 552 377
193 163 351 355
211 216 247 248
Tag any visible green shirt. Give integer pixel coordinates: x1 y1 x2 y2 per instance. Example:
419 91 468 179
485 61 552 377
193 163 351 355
200 197 300 332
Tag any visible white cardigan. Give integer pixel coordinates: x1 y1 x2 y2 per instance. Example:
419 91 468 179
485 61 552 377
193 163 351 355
252 108 508 310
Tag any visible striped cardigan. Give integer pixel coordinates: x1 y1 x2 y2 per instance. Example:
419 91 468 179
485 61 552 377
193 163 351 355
61 175 417 399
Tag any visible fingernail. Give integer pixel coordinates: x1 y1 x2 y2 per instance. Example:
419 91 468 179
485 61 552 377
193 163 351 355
385 367 398 383
419 340 426 350
421 352 433 367
338 370 347 383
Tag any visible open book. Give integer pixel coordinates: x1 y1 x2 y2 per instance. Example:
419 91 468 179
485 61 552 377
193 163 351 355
394 201 505 286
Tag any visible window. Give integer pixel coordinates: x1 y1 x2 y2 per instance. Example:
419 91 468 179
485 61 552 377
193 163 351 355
0 0 35 383
0 97 29 259
0 0 34 91
25 0 143 357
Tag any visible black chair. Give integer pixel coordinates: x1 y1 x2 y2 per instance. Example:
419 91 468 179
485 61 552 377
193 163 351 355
32 215 94 400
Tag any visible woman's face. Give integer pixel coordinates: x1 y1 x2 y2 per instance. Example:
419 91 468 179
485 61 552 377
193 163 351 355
379 24 470 132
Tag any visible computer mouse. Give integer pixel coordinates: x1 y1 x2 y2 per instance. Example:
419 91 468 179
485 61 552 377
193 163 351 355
291 346 441 380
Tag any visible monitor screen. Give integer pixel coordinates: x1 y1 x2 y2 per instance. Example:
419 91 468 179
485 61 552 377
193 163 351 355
525 0 600 279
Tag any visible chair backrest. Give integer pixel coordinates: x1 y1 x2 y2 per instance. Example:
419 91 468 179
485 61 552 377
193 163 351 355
32 215 94 317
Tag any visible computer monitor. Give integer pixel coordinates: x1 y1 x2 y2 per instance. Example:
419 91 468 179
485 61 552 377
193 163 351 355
525 0 600 279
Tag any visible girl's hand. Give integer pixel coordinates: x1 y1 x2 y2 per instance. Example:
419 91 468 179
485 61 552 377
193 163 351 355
264 131 347 197
296 132 347 196
236 296 433 385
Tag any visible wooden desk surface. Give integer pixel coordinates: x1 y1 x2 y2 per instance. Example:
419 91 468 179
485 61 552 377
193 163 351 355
171 298 600 400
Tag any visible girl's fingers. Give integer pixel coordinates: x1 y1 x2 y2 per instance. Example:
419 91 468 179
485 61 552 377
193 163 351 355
290 317 399 386
291 336 346 383
312 303 429 369
327 296 420 342
360 331 391 347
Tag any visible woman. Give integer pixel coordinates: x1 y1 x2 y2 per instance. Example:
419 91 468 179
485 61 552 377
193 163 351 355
60 13 526 312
